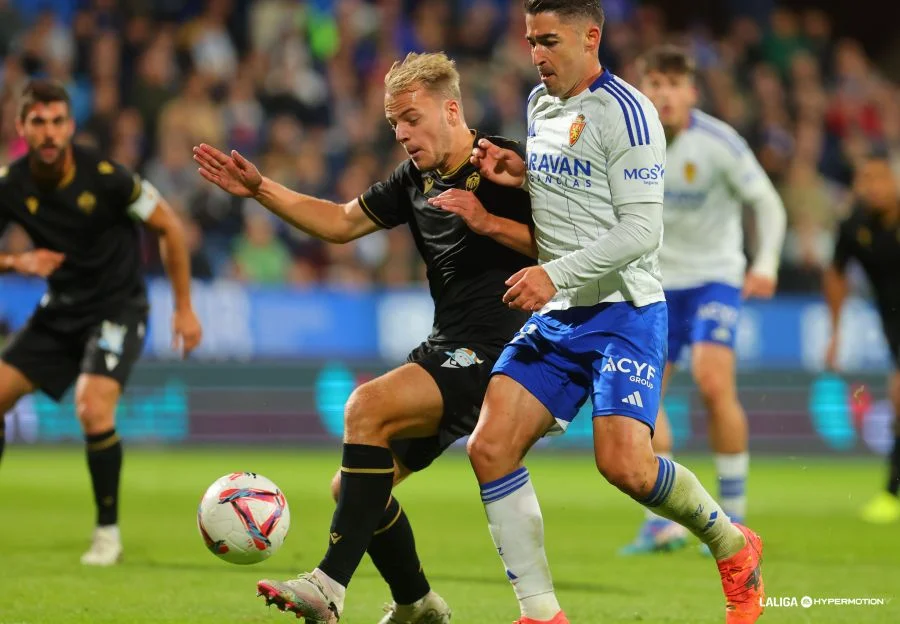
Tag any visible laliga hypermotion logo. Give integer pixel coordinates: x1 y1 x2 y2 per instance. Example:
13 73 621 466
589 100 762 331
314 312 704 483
569 113 587 146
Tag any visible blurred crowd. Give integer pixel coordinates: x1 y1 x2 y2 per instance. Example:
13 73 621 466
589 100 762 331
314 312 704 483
0 0 897 293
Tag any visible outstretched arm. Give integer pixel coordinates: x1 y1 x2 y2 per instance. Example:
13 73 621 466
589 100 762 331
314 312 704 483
194 144 380 243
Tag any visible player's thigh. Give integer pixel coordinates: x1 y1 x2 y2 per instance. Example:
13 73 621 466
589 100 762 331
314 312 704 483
651 362 677 451
1 321 79 402
74 374 122 433
0 360 36 413
690 342 737 401
343 363 444 442
467 374 556 480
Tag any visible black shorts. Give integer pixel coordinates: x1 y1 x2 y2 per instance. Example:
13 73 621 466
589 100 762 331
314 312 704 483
390 341 500 472
1 305 147 401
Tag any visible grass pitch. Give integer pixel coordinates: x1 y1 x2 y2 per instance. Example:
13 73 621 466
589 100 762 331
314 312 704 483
0 447 897 623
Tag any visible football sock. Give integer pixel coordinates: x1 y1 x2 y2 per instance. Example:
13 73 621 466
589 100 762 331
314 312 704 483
480 467 560 620
319 444 394 589
715 452 749 522
367 495 431 605
643 452 673 522
641 456 745 561
887 435 900 497
85 429 122 526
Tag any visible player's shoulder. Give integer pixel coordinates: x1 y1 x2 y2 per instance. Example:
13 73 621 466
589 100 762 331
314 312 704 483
526 82 550 118
687 109 749 157
73 144 128 177
0 156 24 189
586 71 659 145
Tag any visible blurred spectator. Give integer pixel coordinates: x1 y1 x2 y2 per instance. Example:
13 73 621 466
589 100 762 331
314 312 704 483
0 2 895 292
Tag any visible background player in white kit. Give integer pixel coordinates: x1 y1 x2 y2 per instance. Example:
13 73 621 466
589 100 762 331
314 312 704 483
621 45 787 555
464 2 765 623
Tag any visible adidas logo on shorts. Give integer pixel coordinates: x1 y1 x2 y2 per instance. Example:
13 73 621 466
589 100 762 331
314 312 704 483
621 391 644 407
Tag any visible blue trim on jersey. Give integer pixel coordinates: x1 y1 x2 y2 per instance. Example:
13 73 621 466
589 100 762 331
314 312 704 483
588 69 612 91
600 83 638 146
610 77 650 146
527 84 544 105
691 112 745 156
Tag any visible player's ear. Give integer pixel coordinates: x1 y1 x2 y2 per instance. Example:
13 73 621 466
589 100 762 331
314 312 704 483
585 23 601 53
14 116 24 138
446 99 461 126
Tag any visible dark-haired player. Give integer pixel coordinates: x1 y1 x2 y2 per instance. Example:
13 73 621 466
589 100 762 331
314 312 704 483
825 152 900 524
0 80 202 565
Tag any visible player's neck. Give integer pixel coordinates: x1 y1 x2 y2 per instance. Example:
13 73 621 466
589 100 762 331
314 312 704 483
562 65 604 100
437 127 475 177
29 146 74 187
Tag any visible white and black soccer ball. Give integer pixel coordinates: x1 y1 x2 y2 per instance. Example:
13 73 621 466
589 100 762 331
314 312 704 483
197 472 291 565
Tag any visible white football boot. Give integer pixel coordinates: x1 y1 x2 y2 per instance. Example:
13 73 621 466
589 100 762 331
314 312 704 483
378 591 452 624
80 525 123 566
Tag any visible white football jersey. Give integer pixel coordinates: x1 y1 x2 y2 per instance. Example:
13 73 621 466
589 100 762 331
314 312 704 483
660 109 779 289
525 71 667 309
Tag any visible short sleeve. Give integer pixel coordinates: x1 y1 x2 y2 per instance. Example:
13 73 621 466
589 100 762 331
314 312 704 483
358 162 413 229
720 136 774 203
98 159 143 208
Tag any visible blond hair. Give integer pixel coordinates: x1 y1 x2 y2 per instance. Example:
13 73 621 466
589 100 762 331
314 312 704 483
384 52 461 102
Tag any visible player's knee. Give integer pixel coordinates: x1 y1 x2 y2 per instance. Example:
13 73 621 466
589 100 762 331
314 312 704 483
342 382 392 442
693 365 732 404
466 429 504 471
594 446 648 497
75 393 115 433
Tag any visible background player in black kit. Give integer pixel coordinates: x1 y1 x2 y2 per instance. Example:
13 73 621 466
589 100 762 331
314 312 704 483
193 52 534 623
824 151 900 524
0 80 203 565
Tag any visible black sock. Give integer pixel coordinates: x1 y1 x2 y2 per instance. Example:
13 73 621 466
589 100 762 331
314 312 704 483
319 444 394 587
888 435 900 497
85 429 123 526
368 495 431 605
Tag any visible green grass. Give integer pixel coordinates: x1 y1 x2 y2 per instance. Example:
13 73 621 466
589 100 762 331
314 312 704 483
0 448 898 623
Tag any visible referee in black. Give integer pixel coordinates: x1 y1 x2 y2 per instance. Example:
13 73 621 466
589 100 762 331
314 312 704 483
825 150 900 524
0 80 202 564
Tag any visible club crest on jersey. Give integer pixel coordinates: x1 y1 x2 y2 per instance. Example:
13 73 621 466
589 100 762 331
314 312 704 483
77 191 96 214
442 348 483 369
465 172 480 192
26 196 38 215
569 113 586 146
684 161 697 183
423 175 434 195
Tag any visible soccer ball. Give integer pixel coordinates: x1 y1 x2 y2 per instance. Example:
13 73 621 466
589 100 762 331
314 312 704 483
197 472 291 565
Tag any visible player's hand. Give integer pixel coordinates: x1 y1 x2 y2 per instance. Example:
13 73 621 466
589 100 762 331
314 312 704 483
470 138 527 188
427 189 495 235
503 266 557 312
11 249 65 277
193 143 262 198
172 307 202 358
825 333 840 371
742 272 777 299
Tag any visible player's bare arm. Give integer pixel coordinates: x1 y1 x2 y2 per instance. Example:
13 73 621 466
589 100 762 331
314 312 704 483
822 263 849 370
470 138 527 189
143 200 202 356
193 143 379 243
428 188 537 258
0 248 65 277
